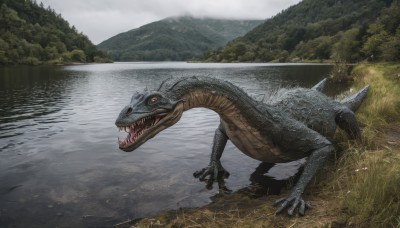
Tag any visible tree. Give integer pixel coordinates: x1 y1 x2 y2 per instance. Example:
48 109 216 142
332 28 361 62
70 49 86 62
361 0 400 61
0 4 24 30
0 37 9 63
44 45 59 60
379 33 400 61
291 36 333 60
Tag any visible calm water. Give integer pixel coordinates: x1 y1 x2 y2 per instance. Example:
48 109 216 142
0 62 337 227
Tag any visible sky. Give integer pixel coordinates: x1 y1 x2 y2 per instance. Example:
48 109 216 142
40 0 302 45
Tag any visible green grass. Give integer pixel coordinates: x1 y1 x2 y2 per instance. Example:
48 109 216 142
326 63 400 227
355 64 400 138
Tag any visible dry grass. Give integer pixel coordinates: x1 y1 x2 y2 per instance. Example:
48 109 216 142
119 64 400 228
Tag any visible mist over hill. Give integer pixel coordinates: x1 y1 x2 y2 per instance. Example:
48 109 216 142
97 16 262 61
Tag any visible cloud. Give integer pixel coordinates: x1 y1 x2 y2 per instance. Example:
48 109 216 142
40 0 301 44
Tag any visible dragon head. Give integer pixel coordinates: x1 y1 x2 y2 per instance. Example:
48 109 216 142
115 89 184 152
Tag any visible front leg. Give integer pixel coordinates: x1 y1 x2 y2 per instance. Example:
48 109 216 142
274 144 334 216
193 123 230 190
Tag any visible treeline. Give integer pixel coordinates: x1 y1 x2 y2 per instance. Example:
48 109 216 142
205 0 400 63
0 0 111 65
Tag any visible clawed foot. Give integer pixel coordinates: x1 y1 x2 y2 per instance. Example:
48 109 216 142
274 193 312 216
193 161 230 192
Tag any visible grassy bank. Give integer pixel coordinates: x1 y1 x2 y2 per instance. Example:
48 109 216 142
119 64 400 228
328 63 400 227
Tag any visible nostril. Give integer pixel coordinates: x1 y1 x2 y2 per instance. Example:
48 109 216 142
126 107 133 114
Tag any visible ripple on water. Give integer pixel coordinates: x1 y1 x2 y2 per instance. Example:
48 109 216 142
0 63 336 227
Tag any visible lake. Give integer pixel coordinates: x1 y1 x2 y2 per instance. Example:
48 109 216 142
0 62 338 227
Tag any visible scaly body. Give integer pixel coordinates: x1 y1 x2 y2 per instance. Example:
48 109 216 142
115 76 369 216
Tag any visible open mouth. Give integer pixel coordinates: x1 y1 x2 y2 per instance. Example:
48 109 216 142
117 114 166 148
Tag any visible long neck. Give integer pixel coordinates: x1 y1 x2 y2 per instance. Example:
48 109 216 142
182 88 239 116
161 77 273 121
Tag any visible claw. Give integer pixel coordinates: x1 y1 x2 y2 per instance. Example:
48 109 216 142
299 199 306 216
193 162 230 191
274 197 289 215
274 194 311 216
288 199 300 216
193 167 209 181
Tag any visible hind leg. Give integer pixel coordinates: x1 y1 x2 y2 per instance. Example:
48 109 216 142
335 107 361 139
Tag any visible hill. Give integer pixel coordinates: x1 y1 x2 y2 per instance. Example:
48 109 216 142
97 16 263 61
205 0 400 63
0 0 110 65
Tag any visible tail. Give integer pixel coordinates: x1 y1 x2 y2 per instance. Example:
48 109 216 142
340 85 370 112
312 78 327 92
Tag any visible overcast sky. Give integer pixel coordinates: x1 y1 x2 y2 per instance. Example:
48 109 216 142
40 0 301 45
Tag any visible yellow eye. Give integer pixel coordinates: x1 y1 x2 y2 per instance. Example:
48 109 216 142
149 96 158 104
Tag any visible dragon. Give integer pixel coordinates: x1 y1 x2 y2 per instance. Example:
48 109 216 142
115 76 369 216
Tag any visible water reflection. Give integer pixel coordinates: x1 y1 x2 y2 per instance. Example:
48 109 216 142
238 160 305 198
0 62 338 227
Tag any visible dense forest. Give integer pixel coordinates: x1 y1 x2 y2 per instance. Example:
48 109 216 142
0 0 110 65
205 0 400 63
97 16 262 61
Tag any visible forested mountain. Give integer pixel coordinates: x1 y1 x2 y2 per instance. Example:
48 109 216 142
97 16 262 61
205 0 400 63
0 0 110 65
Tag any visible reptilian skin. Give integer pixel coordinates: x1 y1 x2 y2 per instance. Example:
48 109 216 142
115 76 369 216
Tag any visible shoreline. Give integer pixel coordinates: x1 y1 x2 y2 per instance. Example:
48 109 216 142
115 63 400 227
